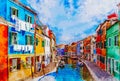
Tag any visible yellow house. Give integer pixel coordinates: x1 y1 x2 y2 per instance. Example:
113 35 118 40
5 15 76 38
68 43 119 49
35 24 45 72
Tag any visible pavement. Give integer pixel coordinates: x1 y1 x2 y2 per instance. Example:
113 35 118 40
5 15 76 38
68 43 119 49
24 62 57 81
83 60 117 81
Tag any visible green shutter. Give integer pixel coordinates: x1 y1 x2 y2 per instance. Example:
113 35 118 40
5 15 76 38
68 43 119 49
42 41 44 47
16 9 18 17
30 36 33 45
36 38 38 46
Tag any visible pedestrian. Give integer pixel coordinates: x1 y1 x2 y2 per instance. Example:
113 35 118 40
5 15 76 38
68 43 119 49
41 61 45 75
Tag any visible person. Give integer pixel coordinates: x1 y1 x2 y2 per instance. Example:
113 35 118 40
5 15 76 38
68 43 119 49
37 62 41 72
41 61 45 75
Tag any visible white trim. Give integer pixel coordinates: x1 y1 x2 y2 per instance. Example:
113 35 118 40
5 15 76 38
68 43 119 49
114 60 120 74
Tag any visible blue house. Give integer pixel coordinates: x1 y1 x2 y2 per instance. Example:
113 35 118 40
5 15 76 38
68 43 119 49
0 0 37 80
76 41 80 56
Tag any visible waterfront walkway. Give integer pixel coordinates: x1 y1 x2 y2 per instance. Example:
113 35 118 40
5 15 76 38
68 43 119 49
83 60 116 81
25 62 57 81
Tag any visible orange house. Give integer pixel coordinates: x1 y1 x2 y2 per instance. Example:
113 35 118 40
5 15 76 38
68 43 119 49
83 36 91 60
0 24 8 81
96 20 111 71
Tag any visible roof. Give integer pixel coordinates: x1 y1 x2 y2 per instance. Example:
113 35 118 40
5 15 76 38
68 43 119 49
13 0 37 15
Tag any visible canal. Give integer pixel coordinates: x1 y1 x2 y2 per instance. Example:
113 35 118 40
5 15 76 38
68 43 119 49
38 59 94 81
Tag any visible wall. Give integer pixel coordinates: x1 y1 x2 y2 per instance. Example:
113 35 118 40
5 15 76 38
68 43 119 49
106 22 120 80
0 24 8 81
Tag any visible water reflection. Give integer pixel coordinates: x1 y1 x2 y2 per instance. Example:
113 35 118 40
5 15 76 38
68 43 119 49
39 57 94 81
80 65 94 81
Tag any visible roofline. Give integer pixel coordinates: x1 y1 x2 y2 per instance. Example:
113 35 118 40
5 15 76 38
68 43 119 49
106 20 119 30
11 0 37 15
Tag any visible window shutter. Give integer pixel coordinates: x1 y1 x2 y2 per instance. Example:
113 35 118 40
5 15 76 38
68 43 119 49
25 35 27 45
17 58 21 70
9 32 12 45
30 36 33 45
42 41 44 47
9 58 12 66
36 38 38 46
16 9 18 17
31 57 34 66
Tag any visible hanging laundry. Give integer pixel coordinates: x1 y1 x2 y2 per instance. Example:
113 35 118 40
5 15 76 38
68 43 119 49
13 45 17 51
29 45 33 53
15 18 20 31
21 21 26 31
17 45 21 51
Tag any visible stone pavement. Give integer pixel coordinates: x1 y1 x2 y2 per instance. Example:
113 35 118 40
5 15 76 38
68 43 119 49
24 62 57 81
83 60 117 81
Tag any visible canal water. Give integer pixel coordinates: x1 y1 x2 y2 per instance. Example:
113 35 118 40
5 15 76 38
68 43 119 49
38 64 94 81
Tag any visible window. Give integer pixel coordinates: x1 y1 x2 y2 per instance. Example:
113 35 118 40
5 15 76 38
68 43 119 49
108 38 111 46
100 56 105 64
114 61 119 73
25 35 33 45
11 7 18 17
26 57 31 68
104 41 106 48
114 35 118 46
25 15 32 23
9 32 17 45
42 41 45 47
10 58 21 72
36 38 39 46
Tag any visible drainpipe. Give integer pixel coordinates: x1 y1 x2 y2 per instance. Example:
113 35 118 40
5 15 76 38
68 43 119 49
32 15 37 78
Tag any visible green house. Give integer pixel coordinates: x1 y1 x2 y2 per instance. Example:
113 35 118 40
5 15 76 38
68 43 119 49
106 21 120 81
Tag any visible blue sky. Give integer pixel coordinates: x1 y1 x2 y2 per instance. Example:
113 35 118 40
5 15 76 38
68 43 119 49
26 0 120 44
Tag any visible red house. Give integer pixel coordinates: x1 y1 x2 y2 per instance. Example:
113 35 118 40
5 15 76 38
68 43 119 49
0 23 8 81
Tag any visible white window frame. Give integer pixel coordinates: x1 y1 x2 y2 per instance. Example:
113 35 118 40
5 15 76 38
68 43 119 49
114 60 120 74
11 7 18 17
108 37 112 47
12 58 17 71
26 14 32 23
11 32 17 45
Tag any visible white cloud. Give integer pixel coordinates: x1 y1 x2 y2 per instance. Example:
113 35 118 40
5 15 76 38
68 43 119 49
27 0 120 44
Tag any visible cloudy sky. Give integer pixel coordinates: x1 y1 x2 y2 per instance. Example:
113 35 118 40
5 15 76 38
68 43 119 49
26 0 120 44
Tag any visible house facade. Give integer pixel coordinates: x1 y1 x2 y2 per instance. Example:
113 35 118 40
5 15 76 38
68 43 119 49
43 26 51 66
35 23 45 72
0 0 36 80
90 35 97 63
83 36 91 60
76 41 80 56
106 21 120 80
0 18 9 81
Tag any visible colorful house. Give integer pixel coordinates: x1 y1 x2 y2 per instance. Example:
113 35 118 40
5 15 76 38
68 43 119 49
0 0 37 80
43 26 51 66
0 18 9 81
90 35 97 63
80 40 84 56
106 21 120 80
76 41 80 56
56 44 65 56
96 24 102 68
71 42 77 55
83 36 91 61
35 22 45 73
49 31 56 62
